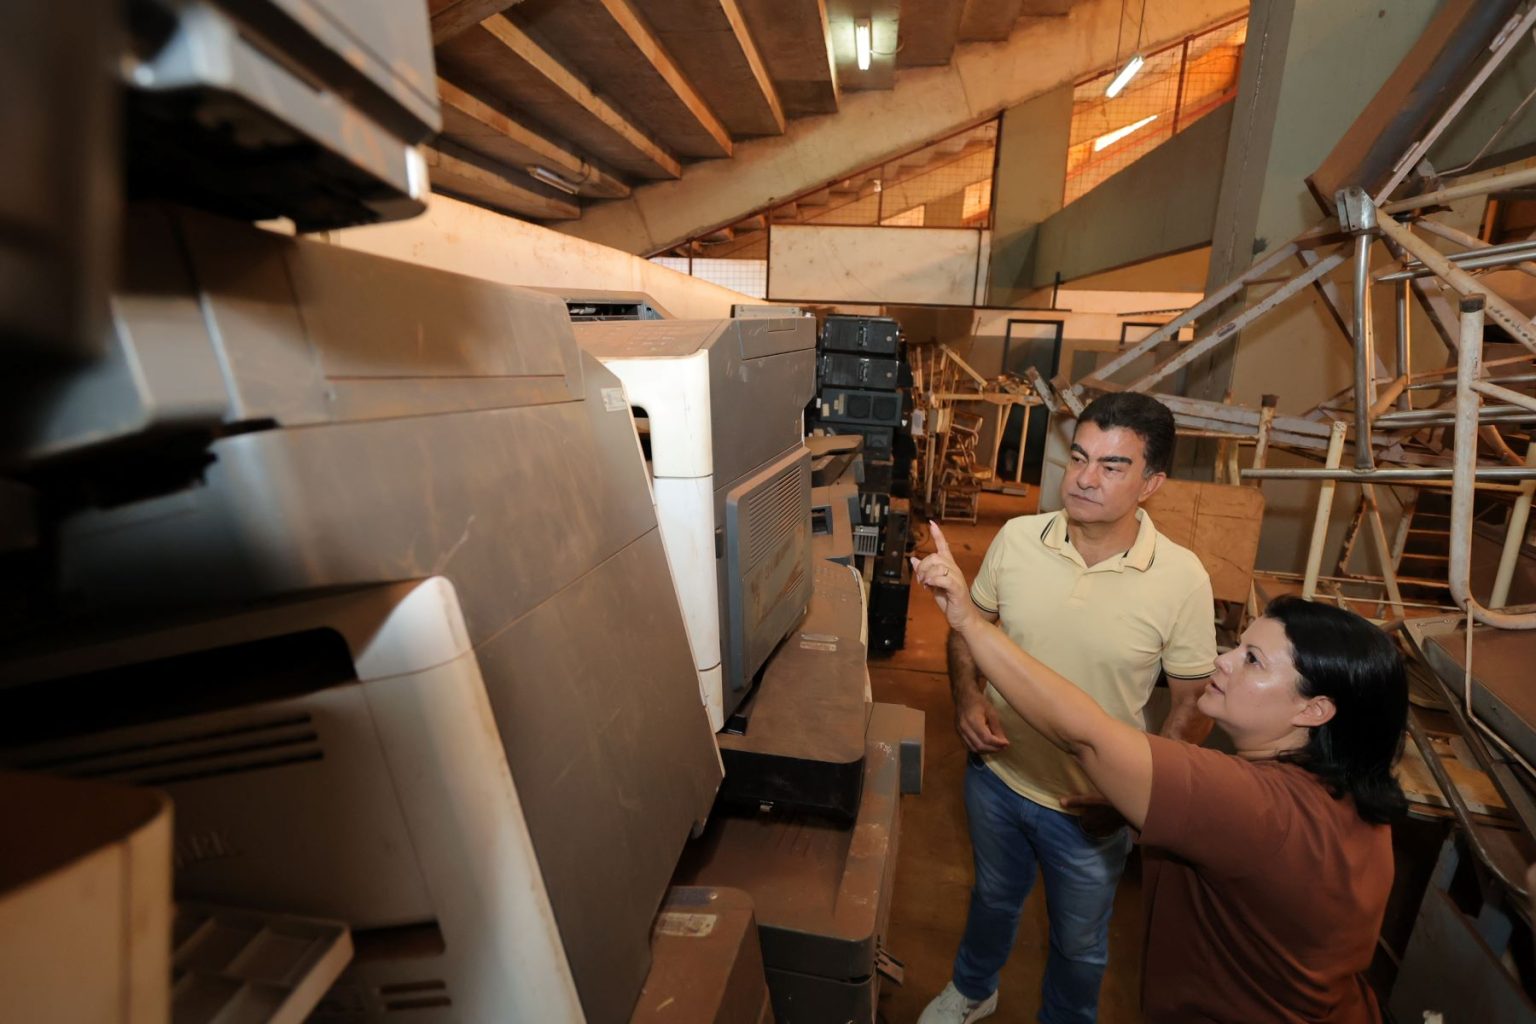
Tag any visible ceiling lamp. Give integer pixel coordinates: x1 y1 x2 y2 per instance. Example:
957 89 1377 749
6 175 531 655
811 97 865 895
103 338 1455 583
855 18 872 71
1104 53 1145 98
1105 0 1148 97
1093 113 1157 152
527 166 581 195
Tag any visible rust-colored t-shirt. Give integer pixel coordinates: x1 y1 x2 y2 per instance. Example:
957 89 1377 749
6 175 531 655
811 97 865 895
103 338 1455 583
1138 735 1392 1023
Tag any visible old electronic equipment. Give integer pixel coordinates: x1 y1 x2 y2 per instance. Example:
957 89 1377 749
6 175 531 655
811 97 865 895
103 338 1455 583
678 702 923 1022
819 385 906 427
820 353 901 390
0 206 720 1024
0 578 583 1022
573 317 816 728
123 0 439 229
821 315 901 356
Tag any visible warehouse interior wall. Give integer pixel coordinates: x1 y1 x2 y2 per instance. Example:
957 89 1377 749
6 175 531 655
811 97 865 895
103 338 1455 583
556 0 1249 257
1029 102 1233 289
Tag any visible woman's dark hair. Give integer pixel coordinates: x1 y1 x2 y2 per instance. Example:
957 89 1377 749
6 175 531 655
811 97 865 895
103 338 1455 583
1264 596 1408 824
1076 393 1176 476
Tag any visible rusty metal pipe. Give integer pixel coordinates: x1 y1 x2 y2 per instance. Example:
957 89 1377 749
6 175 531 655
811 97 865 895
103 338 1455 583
1449 295 1536 628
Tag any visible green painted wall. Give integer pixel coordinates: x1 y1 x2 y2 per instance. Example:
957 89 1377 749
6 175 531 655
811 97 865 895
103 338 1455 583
1030 102 1233 288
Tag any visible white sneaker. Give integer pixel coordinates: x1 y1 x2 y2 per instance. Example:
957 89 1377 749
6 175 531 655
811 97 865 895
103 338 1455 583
916 981 998 1024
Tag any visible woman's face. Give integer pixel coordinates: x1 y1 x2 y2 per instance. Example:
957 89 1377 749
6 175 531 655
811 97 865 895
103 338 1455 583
1199 616 1325 749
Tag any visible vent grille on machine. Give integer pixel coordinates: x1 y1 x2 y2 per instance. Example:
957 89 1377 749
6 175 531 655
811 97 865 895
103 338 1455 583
743 461 805 569
10 713 324 788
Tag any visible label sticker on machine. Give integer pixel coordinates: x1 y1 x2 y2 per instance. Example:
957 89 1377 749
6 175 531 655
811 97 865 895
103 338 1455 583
655 912 717 938
601 387 628 412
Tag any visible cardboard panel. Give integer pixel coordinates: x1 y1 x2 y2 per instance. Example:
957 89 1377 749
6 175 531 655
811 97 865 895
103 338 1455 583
1145 479 1265 604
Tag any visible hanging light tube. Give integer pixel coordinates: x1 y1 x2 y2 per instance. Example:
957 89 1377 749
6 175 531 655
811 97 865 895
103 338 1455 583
528 165 581 195
1104 52 1145 98
855 18 872 71
1092 113 1157 152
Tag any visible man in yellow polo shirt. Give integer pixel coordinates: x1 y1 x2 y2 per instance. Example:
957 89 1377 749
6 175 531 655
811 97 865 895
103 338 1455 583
920 393 1215 1024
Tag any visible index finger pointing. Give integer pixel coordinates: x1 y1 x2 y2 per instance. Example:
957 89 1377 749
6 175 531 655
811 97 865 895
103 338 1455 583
929 520 954 559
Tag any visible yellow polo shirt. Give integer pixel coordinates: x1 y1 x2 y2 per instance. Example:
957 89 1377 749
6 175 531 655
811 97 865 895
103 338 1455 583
970 509 1216 812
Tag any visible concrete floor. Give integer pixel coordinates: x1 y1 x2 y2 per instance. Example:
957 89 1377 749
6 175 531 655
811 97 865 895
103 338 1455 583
871 491 1146 1024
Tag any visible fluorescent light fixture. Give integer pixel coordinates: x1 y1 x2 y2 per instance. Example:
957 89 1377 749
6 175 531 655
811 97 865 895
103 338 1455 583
528 165 580 195
855 18 872 71
1093 113 1157 152
1104 52 1145 98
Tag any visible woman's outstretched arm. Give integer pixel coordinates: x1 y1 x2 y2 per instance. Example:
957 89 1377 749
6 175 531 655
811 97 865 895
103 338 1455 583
913 522 1156 828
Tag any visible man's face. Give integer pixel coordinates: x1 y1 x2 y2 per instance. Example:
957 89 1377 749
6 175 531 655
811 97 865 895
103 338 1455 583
1059 422 1166 525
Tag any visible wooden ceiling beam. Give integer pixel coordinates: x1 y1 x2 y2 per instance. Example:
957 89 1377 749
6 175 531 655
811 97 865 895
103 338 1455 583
592 0 734 156
475 14 683 178
738 0 840 117
511 0 733 159
436 78 631 198
425 142 581 220
958 0 1023 41
632 0 786 137
430 0 527 45
897 0 963 67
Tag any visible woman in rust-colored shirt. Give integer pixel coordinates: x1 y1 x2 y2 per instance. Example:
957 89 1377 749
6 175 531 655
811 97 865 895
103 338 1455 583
914 523 1407 1023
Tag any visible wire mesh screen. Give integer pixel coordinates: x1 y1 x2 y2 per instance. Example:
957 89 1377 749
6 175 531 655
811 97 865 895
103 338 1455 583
648 256 767 298
692 259 767 297
1064 18 1246 205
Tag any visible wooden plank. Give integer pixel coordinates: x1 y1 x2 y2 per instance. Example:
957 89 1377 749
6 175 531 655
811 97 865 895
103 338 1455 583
633 0 786 136
431 0 526 44
436 17 683 179
511 0 734 158
897 0 963 67
425 142 582 220
958 0 1023 42
738 0 840 116
436 78 631 198
1399 732 1505 817
1143 479 1265 605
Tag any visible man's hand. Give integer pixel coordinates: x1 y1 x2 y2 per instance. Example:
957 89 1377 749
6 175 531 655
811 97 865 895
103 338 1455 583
1060 793 1128 837
911 521 978 631
956 690 1010 753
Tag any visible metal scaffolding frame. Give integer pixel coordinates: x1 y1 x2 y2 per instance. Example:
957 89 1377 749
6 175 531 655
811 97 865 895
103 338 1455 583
1043 5 1536 634
1029 9 1536 892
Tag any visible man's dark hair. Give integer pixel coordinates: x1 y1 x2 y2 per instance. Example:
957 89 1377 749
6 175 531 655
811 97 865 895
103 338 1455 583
1074 393 1176 476
1264 596 1408 825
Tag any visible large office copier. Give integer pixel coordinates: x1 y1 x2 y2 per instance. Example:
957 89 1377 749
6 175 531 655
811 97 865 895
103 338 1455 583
0 1 920 1021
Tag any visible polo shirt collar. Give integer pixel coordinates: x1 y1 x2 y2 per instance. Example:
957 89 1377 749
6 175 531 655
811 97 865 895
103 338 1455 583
1043 508 1158 573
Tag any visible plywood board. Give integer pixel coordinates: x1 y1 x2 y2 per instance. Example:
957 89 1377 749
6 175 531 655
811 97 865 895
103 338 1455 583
768 224 983 305
1144 478 1264 604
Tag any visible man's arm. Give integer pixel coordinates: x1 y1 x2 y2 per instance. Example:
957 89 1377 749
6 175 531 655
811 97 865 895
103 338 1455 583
949 614 1009 753
1161 676 1214 745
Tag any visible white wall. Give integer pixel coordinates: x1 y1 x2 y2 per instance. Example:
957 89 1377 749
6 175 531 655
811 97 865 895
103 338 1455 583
324 194 763 319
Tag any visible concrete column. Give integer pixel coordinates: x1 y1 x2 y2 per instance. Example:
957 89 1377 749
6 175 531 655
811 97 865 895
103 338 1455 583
986 84 1073 307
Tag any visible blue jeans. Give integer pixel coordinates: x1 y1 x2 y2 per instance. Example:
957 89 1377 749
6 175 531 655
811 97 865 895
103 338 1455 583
953 755 1131 1024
